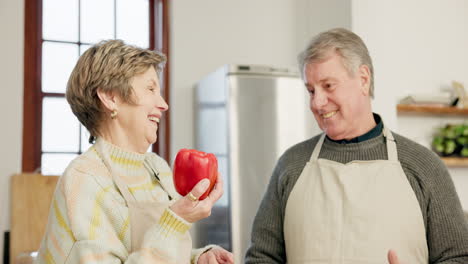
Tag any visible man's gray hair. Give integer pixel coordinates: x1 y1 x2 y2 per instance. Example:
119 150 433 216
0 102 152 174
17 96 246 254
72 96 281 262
298 28 375 98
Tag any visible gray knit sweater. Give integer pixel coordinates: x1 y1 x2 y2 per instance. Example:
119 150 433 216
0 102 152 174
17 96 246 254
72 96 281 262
245 132 468 263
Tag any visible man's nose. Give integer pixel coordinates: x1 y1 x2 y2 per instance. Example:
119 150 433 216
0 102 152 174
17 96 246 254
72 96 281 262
312 90 327 108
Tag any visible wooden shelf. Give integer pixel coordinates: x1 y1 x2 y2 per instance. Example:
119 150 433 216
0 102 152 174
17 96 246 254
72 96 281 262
396 104 467 168
441 157 468 167
397 104 468 116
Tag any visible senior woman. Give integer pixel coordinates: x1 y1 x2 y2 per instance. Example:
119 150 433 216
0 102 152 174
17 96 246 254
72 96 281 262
35 40 234 264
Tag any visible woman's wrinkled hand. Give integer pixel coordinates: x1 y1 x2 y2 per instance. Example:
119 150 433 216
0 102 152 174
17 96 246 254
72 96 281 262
198 247 234 264
170 172 224 223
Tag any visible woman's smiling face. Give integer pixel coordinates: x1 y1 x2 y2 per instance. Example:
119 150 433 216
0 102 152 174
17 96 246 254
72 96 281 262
115 66 169 148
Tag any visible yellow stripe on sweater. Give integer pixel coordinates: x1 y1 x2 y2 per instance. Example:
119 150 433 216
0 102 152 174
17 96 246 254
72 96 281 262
159 172 172 177
89 186 113 239
158 209 190 237
53 199 75 241
45 248 56 264
128 181 157 194
118 216 130 241
110 154 143 167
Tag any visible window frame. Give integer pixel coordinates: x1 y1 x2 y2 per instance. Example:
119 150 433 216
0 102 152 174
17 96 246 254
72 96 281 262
22 0 171 172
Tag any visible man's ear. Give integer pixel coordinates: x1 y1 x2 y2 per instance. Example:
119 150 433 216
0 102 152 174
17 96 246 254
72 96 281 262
97 89 117 112
358 64 371 96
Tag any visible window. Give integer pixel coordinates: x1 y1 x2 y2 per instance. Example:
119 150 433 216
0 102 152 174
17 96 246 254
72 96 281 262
23 0 170 174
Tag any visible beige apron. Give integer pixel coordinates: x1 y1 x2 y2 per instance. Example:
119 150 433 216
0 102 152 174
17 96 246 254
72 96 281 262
284 127 429 264
96 145 192 263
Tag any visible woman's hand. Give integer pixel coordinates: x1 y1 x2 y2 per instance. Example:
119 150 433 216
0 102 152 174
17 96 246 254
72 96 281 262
170 173 224 223
198 247 234 264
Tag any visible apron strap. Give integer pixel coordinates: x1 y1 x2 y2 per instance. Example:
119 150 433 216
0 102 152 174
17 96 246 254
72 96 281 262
310 133 326 161
112 171 138 203
144 159 173 201
382 125 398 162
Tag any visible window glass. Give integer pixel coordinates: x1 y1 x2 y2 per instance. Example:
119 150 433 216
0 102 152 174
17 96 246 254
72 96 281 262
34 0 155 175
80 44 92 55
116 0 149 48
80 0 115 43
42 42 79 93
80 125 93 152
42 0 79 42
42 153 78 175
42 97 80 152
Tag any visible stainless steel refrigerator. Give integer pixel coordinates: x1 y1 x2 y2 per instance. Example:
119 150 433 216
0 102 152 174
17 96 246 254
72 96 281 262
194 64 319 262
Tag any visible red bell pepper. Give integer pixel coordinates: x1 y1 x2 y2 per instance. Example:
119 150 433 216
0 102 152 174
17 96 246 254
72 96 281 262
173 149 218 200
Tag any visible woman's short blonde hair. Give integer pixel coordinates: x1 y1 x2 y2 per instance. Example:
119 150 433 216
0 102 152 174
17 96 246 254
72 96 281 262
298 28 375 98
66 39 166 143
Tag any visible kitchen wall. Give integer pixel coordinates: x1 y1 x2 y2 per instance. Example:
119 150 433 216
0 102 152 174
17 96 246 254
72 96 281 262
0 0 25 258
170 0 297 159
352 0 468 209
169 0 350 159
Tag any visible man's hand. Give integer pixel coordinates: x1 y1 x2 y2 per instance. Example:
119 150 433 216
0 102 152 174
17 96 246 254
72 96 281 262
198 247 234 264
387 249 401 264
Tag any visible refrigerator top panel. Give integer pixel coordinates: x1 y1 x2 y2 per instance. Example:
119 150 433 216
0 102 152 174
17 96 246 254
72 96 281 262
196 64 302 105
225 64 300 78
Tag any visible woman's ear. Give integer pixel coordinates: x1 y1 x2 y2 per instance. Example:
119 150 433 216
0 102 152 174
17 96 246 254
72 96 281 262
97 89 117 112
358 64 371 96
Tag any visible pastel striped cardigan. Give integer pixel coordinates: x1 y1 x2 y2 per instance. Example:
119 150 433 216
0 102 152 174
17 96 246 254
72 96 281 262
35 138 213 263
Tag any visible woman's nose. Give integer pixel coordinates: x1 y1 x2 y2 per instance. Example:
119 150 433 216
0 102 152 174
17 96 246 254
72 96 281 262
157 95 169 112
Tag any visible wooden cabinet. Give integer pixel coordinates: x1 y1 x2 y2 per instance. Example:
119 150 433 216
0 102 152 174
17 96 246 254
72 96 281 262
396 104 468 167
10 174 59 264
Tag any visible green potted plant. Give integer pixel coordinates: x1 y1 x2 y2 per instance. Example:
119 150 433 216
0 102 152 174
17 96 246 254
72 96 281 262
432 123 468 157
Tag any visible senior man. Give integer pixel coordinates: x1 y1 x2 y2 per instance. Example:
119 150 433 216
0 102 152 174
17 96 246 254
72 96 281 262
245 28 468 264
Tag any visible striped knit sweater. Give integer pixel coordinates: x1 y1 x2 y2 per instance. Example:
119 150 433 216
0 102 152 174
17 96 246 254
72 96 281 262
245 131 468 263
35 138 213 264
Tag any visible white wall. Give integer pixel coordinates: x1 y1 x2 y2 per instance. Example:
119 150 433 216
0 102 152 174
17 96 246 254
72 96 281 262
295 0 351 56
352 0 468 209
170 0 296 159
169 0 351 160
0 0 24 258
